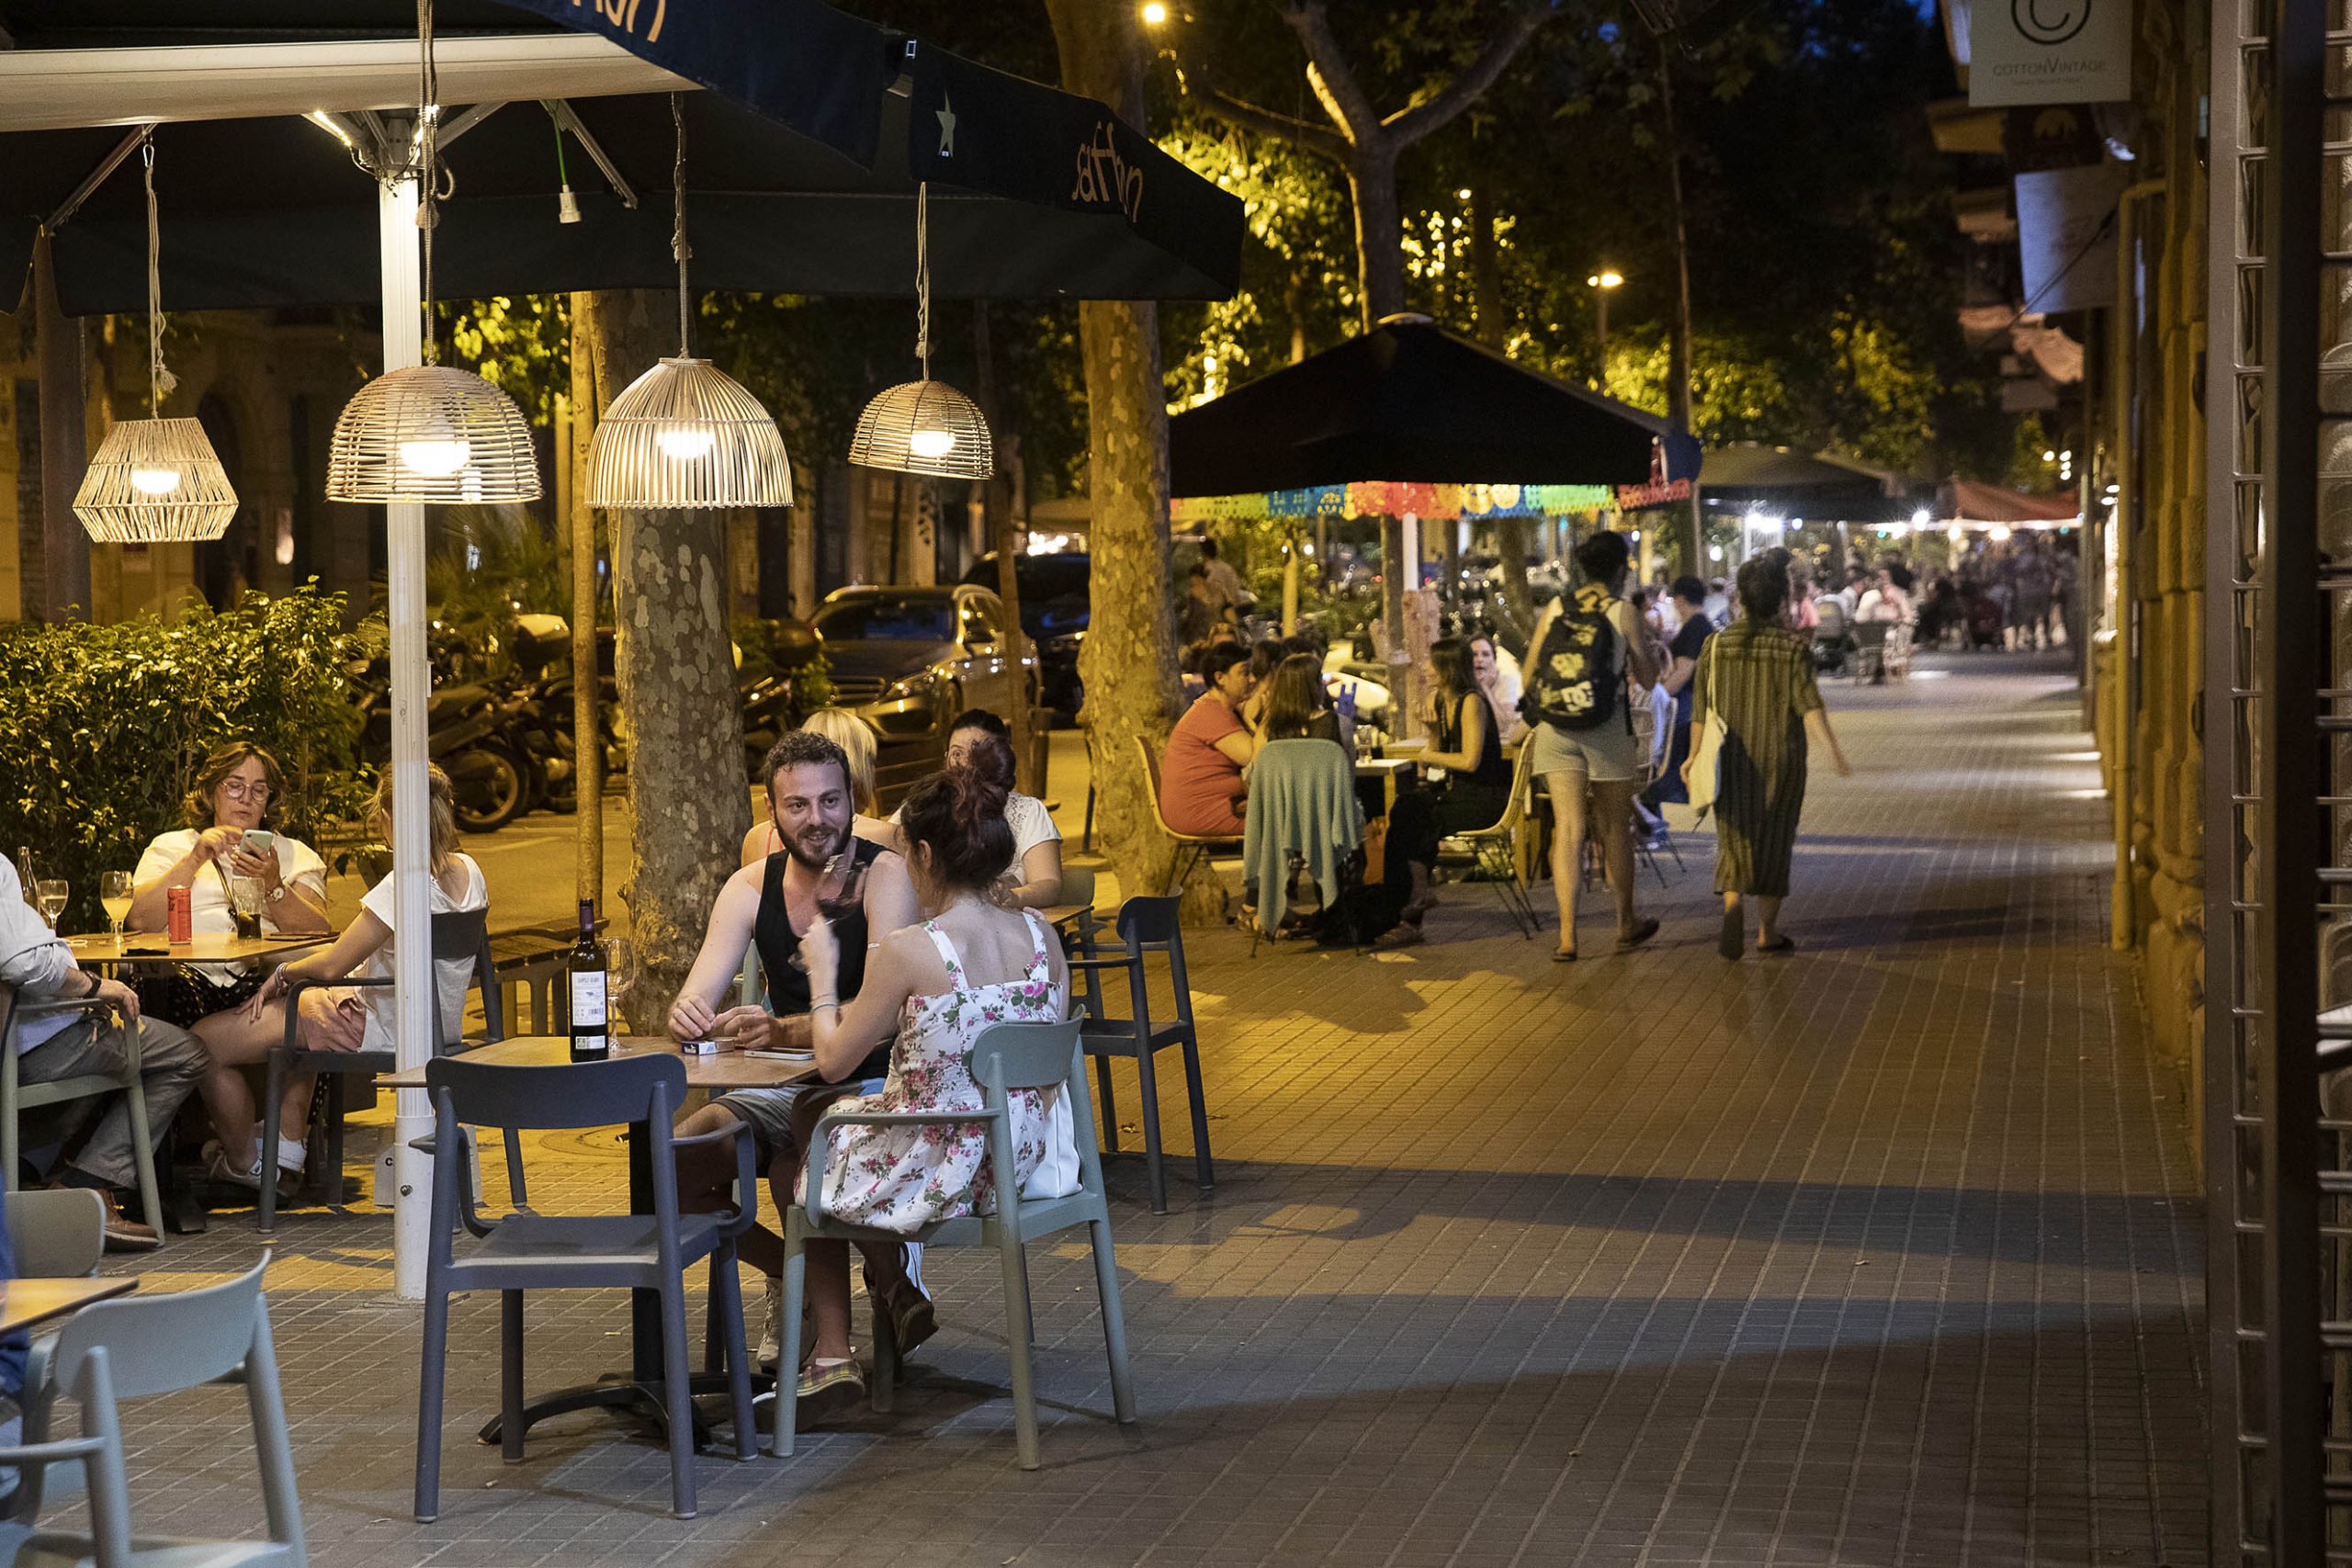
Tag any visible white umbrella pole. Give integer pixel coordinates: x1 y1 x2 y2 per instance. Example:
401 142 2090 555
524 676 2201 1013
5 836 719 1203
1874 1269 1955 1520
378 171 436 1302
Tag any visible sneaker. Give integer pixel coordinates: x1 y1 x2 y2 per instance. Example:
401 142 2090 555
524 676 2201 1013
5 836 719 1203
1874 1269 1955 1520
756 1277 784 1370
796 1358 865 1426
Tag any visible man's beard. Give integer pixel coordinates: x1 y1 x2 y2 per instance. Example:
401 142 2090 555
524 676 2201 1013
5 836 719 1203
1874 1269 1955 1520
781 817 848 873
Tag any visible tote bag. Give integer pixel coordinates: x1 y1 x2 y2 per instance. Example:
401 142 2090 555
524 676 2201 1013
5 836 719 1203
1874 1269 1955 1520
1686 638 1726 818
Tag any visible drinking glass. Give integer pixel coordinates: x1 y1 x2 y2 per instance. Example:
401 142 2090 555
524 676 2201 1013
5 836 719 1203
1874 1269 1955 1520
786 853 850 974
98 871 133 939
226 875 266 940
33 878 67 932
605 938 635 1035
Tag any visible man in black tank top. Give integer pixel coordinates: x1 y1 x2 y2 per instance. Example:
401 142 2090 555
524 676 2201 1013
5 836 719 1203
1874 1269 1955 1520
660 730 921 1365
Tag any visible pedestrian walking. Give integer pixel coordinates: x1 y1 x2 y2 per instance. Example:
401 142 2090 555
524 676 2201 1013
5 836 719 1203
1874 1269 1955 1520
1686 555 1852 959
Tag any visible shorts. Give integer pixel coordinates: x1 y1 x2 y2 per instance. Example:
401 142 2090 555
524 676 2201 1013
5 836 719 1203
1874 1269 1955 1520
715 1077 884 1165
1527 716 1642 785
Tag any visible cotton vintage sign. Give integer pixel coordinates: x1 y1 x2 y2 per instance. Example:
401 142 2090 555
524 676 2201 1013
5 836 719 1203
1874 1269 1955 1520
1968 0 2133 107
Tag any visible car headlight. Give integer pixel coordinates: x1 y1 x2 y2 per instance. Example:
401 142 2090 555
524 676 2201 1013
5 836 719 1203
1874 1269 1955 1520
882 673 932 701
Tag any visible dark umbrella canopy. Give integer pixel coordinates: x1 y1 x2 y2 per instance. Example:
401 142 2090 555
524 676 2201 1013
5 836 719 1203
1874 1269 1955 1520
1168 318 1702 497
0 0 1243 314
1693 443 1926 523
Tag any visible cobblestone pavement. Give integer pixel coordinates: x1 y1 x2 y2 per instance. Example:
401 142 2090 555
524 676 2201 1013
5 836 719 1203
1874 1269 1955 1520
61 651 2202 1568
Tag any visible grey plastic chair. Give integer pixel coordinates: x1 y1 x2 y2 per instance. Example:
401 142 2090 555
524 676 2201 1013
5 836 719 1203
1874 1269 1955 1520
1070 897 1214 1214
0 992 164 1245
778 1018 1136 1469
5 1188 104 1279
413 1052 758 1522
259 907 503 1233
0 1256 305 1568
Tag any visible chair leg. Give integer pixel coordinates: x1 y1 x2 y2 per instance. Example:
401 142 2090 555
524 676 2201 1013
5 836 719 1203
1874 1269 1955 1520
773 1228 806 1457
713 1244 756 1461
657 1271 698 1518
322 1075 347 1206
1091 1054 1120 1155
1179 1036 1215 1196
1089 1217 1137 1424
703 1264 725 1376
871 1290 899 1415
1000 1230 1041 1471
413 1282 451 1522
119 1068 164 1241
499 1290 526 1462
257 1053 284 1235
1133 1044 1170 1215
3 1050 18 1195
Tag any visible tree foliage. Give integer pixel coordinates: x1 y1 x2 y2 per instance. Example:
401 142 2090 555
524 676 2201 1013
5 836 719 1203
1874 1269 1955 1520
0 586 373 928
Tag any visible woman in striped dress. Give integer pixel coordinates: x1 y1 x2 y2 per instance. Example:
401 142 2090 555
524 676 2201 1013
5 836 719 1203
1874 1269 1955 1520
1686 555 1852 959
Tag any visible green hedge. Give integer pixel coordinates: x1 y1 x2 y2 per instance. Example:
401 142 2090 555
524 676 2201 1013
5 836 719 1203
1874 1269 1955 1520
0 586 372 931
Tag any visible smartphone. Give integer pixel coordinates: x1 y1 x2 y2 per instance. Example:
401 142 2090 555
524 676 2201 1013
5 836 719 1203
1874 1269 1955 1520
242 829 275 857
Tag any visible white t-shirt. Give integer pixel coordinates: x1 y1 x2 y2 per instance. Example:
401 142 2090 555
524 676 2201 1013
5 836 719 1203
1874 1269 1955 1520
891 791 1060 864
135 828 330 982
356 854 488 1055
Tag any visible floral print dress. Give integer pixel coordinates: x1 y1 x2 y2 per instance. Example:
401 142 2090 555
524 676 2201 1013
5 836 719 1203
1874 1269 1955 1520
803 912 1065 1232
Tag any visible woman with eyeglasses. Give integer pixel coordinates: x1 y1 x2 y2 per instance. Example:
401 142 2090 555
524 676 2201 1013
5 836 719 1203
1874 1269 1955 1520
129 742 331 1032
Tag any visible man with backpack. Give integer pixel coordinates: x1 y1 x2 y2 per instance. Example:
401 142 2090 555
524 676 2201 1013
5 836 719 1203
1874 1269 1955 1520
1520 530 1663 961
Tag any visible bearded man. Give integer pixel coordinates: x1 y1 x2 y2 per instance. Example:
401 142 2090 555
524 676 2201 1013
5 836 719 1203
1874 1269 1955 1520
664 728 923 1371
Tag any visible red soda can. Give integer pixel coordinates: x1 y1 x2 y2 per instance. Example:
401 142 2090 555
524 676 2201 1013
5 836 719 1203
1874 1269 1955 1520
166 886 192 944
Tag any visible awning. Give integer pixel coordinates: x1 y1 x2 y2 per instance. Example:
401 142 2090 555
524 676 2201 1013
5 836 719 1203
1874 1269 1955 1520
1692 442 1928 523
1938 477 2080 523
0 0 1245 312
1169 316 1701 498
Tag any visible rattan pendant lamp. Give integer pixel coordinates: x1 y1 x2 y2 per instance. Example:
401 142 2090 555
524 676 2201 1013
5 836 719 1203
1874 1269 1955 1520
849 185 995 480
72 137 239 544
584 96 793 510
325 0 538 506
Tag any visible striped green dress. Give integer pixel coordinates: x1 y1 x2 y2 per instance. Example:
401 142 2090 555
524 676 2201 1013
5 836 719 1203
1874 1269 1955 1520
1691 619 1823 897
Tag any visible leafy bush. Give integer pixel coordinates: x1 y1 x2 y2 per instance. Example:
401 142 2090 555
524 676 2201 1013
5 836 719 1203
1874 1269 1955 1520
0 586 373 929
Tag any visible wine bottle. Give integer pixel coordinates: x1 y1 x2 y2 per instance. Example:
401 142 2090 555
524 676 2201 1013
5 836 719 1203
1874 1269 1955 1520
568 898 610 1063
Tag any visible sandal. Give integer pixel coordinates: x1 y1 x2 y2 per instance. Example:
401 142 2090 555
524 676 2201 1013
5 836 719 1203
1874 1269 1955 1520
1553 947 1578 963
1758 935 1796 954
1616 918 1660 953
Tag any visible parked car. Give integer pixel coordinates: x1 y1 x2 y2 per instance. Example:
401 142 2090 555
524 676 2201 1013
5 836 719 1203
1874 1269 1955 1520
959 551 1090 717
808 584 1038 744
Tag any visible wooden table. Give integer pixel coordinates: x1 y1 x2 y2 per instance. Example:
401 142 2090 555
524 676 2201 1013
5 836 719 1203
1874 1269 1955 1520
66 931 332 967
377 1033 817 1092
384 1034 812 1450
1354 757 1417 816
0 1276 134 1336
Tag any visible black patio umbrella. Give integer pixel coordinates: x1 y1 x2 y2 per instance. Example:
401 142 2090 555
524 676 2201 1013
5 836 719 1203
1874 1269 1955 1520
1168 316 1702 497
0 0 1244 314
1693 443 1926 524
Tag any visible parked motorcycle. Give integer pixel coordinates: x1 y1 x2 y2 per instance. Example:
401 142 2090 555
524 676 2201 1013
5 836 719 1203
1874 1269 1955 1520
354 670 536 834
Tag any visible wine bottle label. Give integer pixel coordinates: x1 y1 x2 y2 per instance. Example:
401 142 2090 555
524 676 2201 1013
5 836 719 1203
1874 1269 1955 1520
570 971 607 1027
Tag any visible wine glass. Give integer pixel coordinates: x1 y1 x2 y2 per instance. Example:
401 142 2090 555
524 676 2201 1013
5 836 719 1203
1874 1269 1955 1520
34 878 67 932
98 871 132 941
605 938 635 1037
787 853 849 974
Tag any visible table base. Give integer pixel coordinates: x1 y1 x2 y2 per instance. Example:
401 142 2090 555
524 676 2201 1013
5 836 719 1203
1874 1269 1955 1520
475 1369 771 1450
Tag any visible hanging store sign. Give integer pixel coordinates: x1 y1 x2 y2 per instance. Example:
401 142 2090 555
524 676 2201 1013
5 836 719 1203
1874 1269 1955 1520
1968 0 2133 107
2015 162 2128 313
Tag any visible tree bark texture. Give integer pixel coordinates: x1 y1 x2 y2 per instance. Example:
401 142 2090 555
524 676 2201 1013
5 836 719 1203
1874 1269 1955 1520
1496 514 1534 630
1469 178 1505 347
1046 0 1185 906
1346 152 1407 328
614 508 751 1028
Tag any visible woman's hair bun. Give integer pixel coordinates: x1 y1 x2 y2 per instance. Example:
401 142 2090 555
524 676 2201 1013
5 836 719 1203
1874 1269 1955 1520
899 745 1017 893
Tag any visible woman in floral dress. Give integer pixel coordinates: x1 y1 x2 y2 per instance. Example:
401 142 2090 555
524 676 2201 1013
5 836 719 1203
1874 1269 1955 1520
795 763 1071 1418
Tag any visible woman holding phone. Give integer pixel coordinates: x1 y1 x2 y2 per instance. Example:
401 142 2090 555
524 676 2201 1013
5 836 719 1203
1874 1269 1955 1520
130 742 332 1027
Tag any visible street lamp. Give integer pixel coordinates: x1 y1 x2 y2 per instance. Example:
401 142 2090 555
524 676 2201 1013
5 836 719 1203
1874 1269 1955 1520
1587 269 1623 385
1141 2 1170 23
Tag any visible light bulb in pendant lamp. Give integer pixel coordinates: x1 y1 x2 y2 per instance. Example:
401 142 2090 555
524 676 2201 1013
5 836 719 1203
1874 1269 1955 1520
585 357 793 510
74 417 239 543
849 380 994 481
325 365 539 505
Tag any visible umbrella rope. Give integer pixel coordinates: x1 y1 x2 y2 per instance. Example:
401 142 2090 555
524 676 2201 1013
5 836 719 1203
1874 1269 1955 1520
915 181 930 378
141 136 175 417
672 93 692 356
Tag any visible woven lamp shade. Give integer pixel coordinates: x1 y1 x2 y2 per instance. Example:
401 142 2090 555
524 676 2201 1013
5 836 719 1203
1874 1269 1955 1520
73 417 240 544
849 380 996 480
585 357 794 509
325 366 541 505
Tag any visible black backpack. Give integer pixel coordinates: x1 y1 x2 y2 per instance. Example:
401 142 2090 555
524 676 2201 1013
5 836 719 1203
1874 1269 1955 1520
1520 588 1623 732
